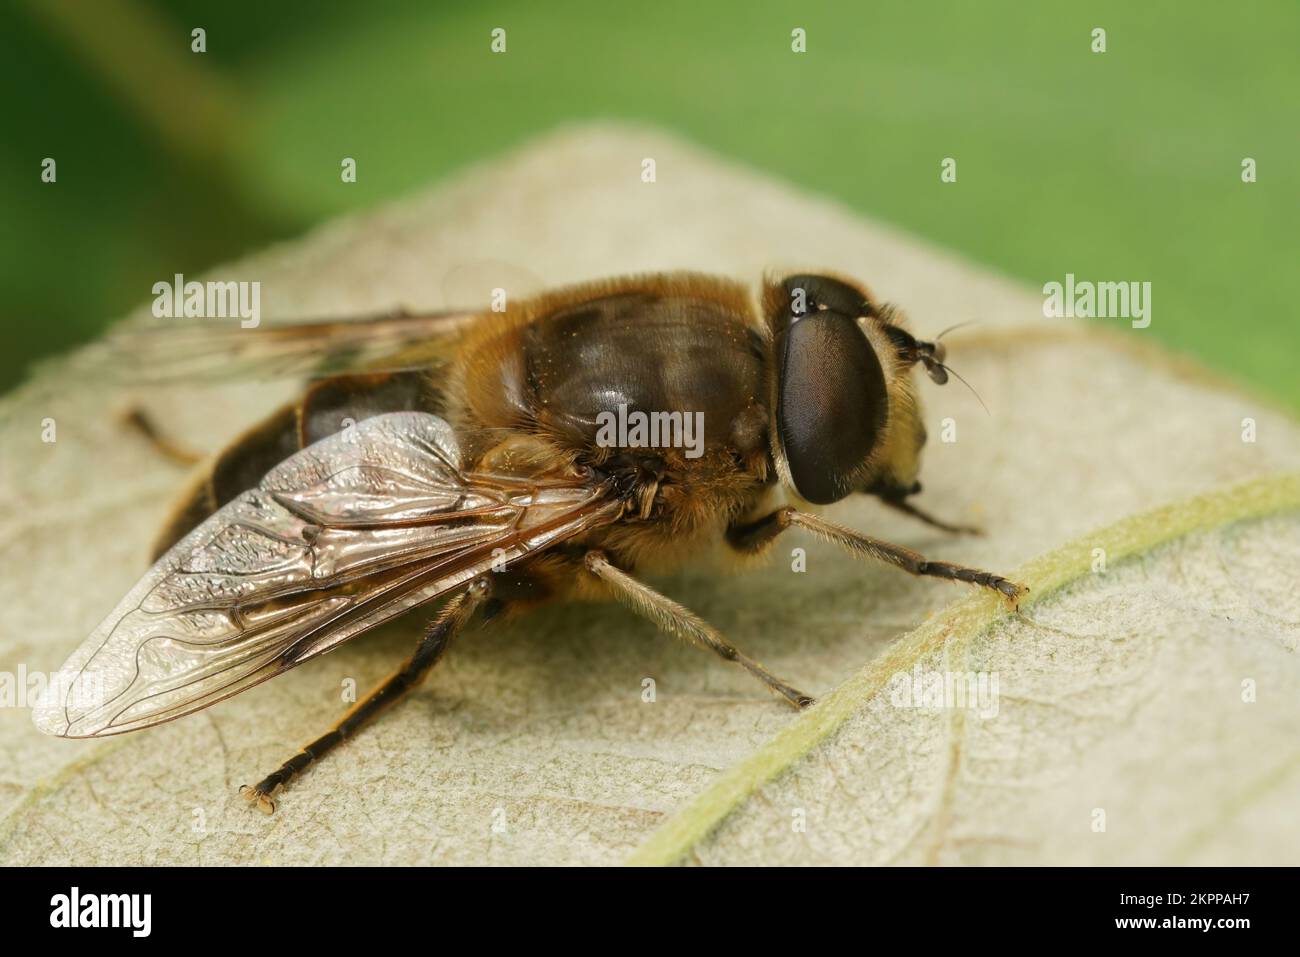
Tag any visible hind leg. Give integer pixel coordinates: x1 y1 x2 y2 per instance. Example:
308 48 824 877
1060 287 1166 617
241 578 491 814
120 406 206 466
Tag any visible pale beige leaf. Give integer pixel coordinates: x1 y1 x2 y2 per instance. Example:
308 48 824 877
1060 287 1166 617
1 126 1297 865
631 478 1300 865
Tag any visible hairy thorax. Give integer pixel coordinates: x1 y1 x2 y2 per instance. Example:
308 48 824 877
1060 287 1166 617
447 275 779 576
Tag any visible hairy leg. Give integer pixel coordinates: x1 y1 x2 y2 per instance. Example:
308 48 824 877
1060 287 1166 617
584 550 813 709
727 507 1025 602
241 578 490 813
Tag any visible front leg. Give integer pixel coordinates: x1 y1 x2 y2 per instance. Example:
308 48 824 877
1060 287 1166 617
866 480 983 536
727 507 1025 603
877 494 983 536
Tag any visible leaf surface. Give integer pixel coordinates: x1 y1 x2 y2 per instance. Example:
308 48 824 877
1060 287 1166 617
1 126 1297 865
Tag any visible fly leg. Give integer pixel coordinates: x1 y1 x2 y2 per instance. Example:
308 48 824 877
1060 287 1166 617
727 507 1025 603
240 577 491 814
583 550 814 710
877 495 983 536
119 405 205 466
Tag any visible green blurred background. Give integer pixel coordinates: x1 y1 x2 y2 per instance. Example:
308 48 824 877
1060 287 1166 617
2 0 1297 406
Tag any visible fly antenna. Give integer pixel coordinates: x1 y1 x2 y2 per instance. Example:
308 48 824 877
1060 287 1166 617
936 362 990 417
934 319 981 341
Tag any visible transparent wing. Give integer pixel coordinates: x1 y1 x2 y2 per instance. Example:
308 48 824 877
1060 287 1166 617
33 412 618 738
65 308 481 385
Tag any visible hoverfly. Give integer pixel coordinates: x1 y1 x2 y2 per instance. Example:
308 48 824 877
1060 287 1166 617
34 272 1024 813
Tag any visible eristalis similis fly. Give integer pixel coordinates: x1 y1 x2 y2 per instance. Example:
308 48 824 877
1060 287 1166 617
34 271 1024 813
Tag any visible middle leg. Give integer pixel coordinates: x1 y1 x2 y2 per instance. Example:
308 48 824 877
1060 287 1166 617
583 550 814 710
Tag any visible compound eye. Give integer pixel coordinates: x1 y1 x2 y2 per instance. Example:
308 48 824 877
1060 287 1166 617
777 308 889 504
781 274 871 318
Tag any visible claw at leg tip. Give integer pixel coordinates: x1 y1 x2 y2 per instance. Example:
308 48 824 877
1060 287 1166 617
239 784 276 815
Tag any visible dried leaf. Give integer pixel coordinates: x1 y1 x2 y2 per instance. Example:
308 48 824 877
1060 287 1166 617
630 476 1300 865
1 126 1297 865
